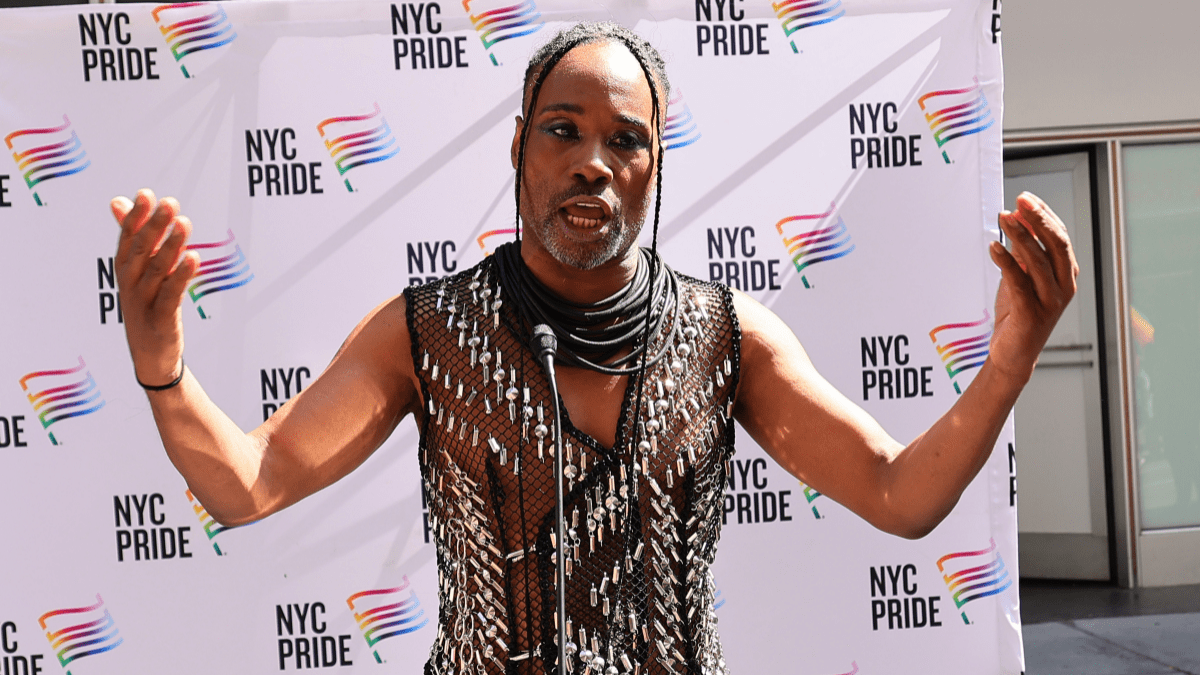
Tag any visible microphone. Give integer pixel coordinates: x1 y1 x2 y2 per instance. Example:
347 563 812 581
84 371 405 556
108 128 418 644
530 324 568 675
531 323 558 363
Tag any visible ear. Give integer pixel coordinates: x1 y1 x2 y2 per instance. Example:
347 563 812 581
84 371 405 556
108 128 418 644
510 115 525 171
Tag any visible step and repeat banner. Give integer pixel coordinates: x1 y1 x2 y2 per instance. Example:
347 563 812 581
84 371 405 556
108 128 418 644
0 0 1019 673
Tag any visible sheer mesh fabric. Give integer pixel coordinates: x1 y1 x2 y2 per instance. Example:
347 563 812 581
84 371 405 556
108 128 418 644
405 254 741 675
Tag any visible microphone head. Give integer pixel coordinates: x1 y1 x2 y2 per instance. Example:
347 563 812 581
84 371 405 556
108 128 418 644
531 324 558 360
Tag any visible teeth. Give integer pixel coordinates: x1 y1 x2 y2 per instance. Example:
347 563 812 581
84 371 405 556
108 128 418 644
567 214 604 228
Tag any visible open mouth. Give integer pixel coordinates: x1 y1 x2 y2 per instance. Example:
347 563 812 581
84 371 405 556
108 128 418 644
560 195 613 229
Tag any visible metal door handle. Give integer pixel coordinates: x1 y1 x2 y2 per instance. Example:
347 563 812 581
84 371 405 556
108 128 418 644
1042 343 1093 352
1035 360 1094 369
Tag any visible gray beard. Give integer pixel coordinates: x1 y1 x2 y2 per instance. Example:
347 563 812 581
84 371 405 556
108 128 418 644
529 212 642 270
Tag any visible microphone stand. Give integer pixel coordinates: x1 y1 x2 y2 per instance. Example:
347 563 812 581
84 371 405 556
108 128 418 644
531 325 568 675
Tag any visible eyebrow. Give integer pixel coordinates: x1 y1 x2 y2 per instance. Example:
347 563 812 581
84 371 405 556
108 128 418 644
538 102 652 132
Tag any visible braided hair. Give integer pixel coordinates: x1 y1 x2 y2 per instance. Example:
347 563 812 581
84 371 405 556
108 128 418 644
512 21 673 456
514 23 670 250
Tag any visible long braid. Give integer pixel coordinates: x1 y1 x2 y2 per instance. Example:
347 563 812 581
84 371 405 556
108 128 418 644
512 23 672 659
513 41 579 244
611 33 666 482
513 24 671 427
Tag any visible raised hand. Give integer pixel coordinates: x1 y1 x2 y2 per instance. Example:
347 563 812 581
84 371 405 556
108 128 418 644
987 192 1080 386
111 189 199 388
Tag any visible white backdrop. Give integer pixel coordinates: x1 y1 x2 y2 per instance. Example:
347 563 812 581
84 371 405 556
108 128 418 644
0 1 1020 673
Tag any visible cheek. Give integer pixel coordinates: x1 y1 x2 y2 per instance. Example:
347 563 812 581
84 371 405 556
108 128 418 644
620 162 655 204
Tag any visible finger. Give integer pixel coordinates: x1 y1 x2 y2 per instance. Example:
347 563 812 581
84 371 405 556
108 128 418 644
1016 193 1079 293
999 211 1058 303
145 215 192 296
114 189 156 269
156 250 199 312
111 196 133 223
126 196 181 286
989 240 1034 296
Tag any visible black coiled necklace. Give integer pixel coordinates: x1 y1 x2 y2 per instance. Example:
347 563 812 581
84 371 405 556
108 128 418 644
492 241 680 375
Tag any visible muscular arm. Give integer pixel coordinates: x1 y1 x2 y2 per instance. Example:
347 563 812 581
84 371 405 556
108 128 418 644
733 193 1078 539
114 190 423 526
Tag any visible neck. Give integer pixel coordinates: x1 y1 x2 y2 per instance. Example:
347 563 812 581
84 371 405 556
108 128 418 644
519 238 641 305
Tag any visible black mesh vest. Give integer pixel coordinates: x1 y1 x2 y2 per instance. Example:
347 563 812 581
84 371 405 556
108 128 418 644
404 251 740 675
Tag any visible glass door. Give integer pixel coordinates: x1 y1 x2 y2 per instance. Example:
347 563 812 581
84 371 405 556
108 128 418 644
1123 140 1200 586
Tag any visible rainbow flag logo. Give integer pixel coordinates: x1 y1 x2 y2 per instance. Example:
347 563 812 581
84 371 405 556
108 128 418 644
19 357 105 446
39 595 123 673
4 115 90 206
184 229 254 319
462 0 544 65
476 224 519 255
316 103 400 193
929 311 991 394
775 203 854 288
346 579 429 663
936 537 1013 624
186 489 230 555
917 77 994 164
152 3 238 79
771 0 844 53
664 90 701 151
798 480 824 519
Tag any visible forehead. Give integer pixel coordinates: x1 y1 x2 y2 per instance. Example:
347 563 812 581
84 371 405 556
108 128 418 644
532 40 655 120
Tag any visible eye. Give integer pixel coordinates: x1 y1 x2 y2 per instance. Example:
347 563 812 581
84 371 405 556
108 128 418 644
611 131 649 151
542 122 578 140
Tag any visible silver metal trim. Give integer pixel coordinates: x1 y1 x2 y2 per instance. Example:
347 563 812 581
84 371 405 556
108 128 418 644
1035 360 1094 369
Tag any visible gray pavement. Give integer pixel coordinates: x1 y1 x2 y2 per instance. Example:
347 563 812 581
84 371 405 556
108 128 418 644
1021 582 1200 675
1024 613 1200 674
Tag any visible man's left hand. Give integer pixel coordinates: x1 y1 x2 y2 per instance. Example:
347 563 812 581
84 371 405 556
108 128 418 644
987 192 1080 388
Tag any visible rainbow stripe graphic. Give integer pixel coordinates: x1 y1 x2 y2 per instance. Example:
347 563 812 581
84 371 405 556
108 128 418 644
476 225 520 255
186 489 230 555
929 310 991 394
775 203 854 288
799 480 824 519
772 0 845 53
316 103 400 193
39 595 123 673
462 0 544 65
936 538 1012 625
152 3 237 79
664 90 701 151
19 357 105 446
184 229 254 319
917 77 994 164
5 115 90 206
346 578 429 663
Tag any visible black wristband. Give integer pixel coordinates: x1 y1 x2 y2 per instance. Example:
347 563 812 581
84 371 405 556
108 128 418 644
138 360 185 391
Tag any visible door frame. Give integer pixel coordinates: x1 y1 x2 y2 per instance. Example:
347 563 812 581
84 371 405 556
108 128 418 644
1008 122 1200 586
1003 147 1118 584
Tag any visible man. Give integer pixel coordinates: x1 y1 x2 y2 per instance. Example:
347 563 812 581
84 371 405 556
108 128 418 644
110 22 1076 675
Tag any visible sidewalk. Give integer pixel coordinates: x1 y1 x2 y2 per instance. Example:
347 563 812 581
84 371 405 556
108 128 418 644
1021 581 1200 674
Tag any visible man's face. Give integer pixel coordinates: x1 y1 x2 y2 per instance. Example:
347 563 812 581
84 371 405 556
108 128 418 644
512 40 658 271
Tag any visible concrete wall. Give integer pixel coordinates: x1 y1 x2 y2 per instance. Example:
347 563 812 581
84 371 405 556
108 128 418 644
1003 1 1200 131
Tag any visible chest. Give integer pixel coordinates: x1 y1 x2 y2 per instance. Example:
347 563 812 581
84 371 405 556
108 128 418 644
554 366 629 449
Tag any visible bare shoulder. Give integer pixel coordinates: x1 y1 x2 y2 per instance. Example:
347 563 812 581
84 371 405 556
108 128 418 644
728 287 866 442
729 287 816 389
317 291 423 420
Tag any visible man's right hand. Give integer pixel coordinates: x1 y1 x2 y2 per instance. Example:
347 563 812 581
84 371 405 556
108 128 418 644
111 189 198 388
106 189 421 526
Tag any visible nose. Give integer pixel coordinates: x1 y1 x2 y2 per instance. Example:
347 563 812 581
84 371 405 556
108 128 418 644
571 138 614 186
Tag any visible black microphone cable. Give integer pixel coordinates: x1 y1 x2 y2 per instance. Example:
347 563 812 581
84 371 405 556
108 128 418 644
530 324 568 675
